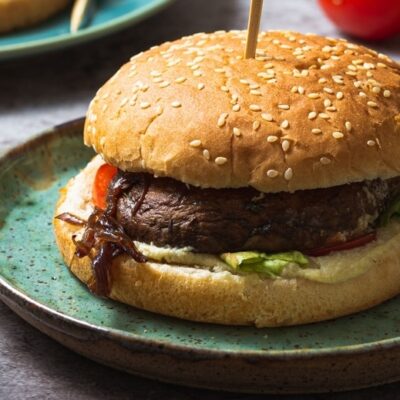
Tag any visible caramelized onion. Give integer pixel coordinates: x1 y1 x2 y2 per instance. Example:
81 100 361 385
56 172 149 296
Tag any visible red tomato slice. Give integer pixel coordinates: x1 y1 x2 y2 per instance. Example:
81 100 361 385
306 232 377 257
92 164 118 210
319 0 400 40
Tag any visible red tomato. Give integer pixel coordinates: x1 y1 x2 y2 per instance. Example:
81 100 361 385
306 232 377 257
92 164 118 209
319 0 400 40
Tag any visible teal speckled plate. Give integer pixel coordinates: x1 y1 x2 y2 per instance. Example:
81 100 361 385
1 119 400 394
0 0 173 60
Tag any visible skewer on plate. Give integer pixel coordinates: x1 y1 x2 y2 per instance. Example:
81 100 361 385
70 0 95 33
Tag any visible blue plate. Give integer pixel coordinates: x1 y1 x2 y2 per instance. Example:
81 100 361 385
0 0 174 60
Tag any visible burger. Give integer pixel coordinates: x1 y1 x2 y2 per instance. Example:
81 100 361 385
54 30 400 327
0 0 70 34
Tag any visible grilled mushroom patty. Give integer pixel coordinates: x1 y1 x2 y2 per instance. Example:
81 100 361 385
114 172 400 254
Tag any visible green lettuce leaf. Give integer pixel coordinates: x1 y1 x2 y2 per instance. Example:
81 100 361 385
380 196 400 226
220 251 309 277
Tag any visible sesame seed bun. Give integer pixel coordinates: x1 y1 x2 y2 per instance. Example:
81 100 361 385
54 156 400 327
0 0 70 33
84 30 400 193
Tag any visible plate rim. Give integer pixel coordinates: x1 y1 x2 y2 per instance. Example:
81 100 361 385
1 118 400 361
0 0 175 60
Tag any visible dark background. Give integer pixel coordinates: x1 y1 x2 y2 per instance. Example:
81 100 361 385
1 0 400 399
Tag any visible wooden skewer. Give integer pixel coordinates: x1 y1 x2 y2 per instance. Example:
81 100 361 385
245 0 264 59
70 0 92 33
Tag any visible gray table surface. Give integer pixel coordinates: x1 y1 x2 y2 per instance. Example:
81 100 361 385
0 1 399 399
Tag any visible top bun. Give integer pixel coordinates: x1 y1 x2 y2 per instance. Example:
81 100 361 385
84 31 400 193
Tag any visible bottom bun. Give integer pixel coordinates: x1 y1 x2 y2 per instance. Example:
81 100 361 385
54 157 400 327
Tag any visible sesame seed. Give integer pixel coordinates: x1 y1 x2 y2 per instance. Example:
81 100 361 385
217 113 229 127
323 87 334 94
318 78 327 84
267 169 279 178
240 79 249 85
278 104 290 110
153 77 163 83
203 149 210 160
267 135 278 143
261 113 273 122
140 102 150 109
308 93 320 99
320 157 331 165
159 81 170 88
250 83 260 89
332 131 344 139
221 86 229 92
232 104 241 112
284 168 293 181
319 113 330 119
366 71 373 78
384 90 391 98
189 139 202 147
359 92 367 97
233 127 241 137
336 91 344 100
372 86 381 94
367 140 376 147
363 62 375 70
291 86 298 93
215 157 228 165
193 70 203 77
298 86 305 94
250 104 262 111
312 128 322 135
251 90 262 96
175 77 187 83
324 99 332 107
308 111 317 120
171 101 182 108
150 71 162 77
253 121 261 131
281 120 290 129
326 106 337 112
345 121 352 131
354 81 362 88
282 140 290 152
197 83 205 90
332 75 344 84
120 98 128 107
155 105 163 115
367 101 378 108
